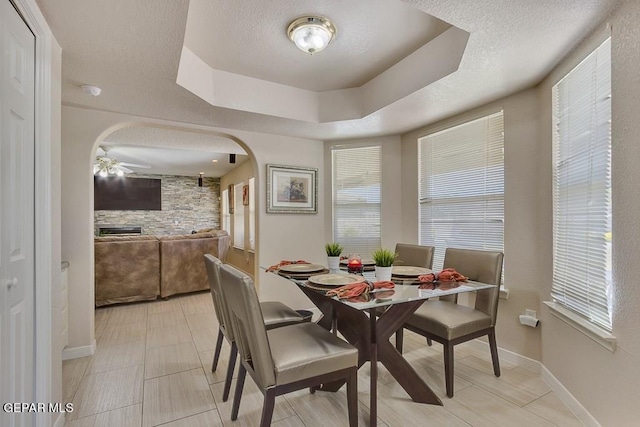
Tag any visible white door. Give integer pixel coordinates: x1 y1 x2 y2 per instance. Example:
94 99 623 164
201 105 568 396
0 1 36 426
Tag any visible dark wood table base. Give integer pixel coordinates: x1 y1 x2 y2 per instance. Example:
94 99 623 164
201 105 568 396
298 287 443 426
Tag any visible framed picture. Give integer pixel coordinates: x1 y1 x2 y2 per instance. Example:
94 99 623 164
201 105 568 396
266 164 318 214
242 184 249 206
227 183 234 214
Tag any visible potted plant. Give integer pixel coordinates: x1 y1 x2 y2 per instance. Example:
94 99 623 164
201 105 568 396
372 248 397 281
325 242 343 270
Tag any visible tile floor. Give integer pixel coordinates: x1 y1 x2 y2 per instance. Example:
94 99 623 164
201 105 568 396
63 292 583 426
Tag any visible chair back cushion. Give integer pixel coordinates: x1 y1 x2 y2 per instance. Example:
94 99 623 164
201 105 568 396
219 263 276 388
204 255 234 341
443 248 504 324
394 243 435 268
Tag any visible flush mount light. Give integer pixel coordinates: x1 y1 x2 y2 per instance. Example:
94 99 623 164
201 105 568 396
287 16 336 54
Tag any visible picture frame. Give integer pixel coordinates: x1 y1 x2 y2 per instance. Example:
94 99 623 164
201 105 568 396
242 184 249 206
266 164 318 214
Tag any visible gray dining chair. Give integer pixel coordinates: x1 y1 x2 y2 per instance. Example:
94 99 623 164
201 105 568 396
204 255 306 402
393 243 435 268
219 262 359 427
398 248 504 398
393 243 435 351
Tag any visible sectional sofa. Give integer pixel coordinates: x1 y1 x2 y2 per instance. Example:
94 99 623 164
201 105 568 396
94 230 230 306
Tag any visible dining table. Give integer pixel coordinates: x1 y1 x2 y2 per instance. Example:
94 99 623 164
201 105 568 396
267 263 497 427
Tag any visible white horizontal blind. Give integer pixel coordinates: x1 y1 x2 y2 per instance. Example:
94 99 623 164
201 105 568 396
419 112 504 272
249 177 255 251
221 189 230 233
233 183 244 249
552 37 612 331
332 145 381 258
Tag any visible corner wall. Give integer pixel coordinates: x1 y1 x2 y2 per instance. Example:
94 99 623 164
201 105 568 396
61 106 325 350
398 3 640 423
536 3 640 424
323 135 403 252
400 90 543 362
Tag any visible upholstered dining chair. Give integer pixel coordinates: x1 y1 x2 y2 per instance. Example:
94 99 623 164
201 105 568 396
204 255 306 403
393 243 435 268
219 263 359 427
392 243 435 352
399 248 504 398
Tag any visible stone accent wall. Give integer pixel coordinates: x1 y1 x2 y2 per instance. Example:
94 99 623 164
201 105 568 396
95 174 220 236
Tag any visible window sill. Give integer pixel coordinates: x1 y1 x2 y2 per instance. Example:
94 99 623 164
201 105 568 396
543 301 617 352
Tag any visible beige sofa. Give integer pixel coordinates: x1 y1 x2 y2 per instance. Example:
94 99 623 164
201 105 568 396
94 230 230 306
94 235 160 307
159 231 230 298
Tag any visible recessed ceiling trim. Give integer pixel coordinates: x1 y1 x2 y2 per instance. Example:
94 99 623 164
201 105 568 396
177 27 469 123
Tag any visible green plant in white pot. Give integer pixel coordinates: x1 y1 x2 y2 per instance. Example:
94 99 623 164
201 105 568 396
372 248 397 281
325 242 344 271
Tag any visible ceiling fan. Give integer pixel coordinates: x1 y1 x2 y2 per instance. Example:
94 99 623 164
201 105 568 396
93 145 151 176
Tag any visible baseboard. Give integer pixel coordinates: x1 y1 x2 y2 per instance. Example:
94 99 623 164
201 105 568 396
468 338 600 426
53 412 65 427
62 339 96 360
467 338 541 373
541 365 601 427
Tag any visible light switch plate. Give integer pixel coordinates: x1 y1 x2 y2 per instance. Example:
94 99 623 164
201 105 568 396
525 309 537 318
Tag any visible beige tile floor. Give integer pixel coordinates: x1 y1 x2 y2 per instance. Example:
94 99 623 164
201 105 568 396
63 292 583 426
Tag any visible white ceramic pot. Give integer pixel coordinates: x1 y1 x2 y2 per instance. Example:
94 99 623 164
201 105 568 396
327 256 340 271
375 265 393 282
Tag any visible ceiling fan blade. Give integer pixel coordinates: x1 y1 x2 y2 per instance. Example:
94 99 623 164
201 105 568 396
119 161 151 169
119 166 135 174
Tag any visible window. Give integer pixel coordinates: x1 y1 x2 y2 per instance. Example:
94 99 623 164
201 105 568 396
221 188 230 233
332 145 381 257
233 183 244 249
418 111 504 273
249 177 255 251
552 38 612 331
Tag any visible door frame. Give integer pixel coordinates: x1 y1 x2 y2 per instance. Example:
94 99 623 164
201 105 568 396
10 0 54 426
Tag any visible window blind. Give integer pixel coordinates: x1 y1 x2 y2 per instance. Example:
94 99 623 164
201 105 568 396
249 177 255 251
233 183 244 249
552 37 612 331
221 189 230 233
332 145 382 258
418 111 504 273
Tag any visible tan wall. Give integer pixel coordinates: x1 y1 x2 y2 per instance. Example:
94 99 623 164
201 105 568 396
536 4 640 424
323 135 403 253
398 4 640 423
401 90 543 362
61 106 324 350
220 159 255 275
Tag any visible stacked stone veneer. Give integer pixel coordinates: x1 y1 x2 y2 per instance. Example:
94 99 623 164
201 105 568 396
94 174 221 236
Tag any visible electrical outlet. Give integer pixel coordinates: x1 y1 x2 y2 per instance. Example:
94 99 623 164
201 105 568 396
525 309 537 318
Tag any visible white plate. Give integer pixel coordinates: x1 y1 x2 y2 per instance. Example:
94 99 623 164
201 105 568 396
278 263 326 273
308 274 366 287
392 266 432 277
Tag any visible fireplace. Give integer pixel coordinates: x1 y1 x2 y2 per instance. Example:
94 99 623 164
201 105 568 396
96 225 142 236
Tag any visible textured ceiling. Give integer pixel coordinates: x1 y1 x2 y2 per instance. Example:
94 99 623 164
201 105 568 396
185 0 450 92
37 0 619 143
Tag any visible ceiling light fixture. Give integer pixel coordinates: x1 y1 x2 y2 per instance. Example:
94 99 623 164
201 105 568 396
81 84 102 96
287 16 336 54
